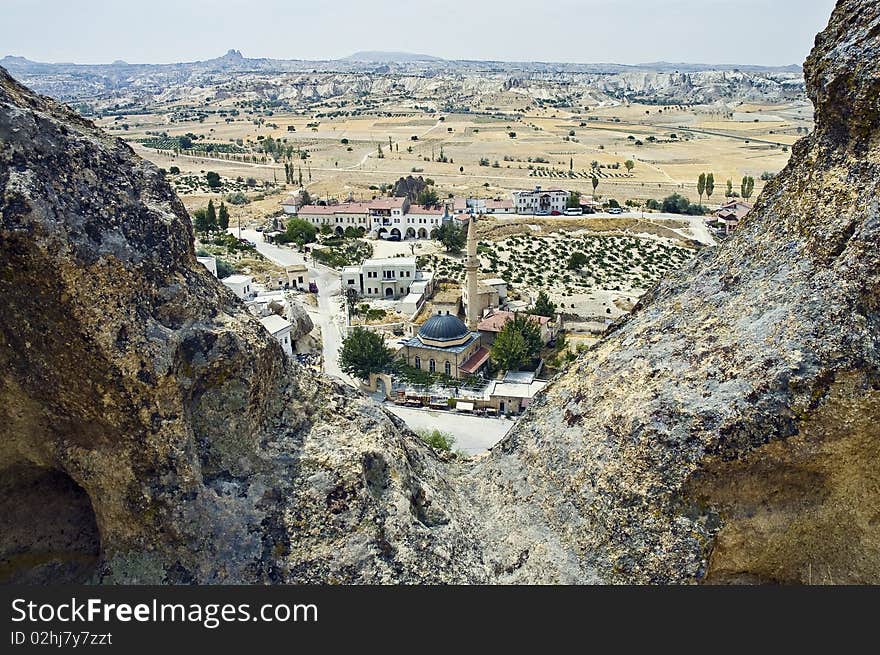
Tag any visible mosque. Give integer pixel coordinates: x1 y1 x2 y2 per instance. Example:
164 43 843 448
398 216 495 379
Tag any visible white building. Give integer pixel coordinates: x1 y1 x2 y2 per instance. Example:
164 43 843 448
285 264 309 290
467 198 515 214
369 197 410 239
341 256 433 300
259 314 293 356
222 274 254 300
512 186 570 215
296 202 371 235
197 255 217 277
403 205 445 239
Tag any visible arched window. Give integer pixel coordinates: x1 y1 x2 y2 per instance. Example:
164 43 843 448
414 356 421 369
429 359 436 373
444 361 451 377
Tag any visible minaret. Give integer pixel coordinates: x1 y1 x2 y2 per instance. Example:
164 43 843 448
465 215 480 329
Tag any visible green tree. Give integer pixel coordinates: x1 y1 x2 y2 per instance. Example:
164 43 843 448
490 314 542 372
591 175 599 199
300 189 312 206
726 179 733 197
217 202 229 231
436 222 466 254
566 190 581 209
205 171 221 189
191 208 211 233
697 172 706 204
624 160 635 174
284 218 317 245
705 172 715 203
340 327 394 381
416 188 440 206
206 200 218 231
530 290 557 318
741 175 755 200
568 251 588 270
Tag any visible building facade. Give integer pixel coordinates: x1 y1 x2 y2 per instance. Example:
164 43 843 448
512 186 570 214
342 256 431 299
399 314 487 380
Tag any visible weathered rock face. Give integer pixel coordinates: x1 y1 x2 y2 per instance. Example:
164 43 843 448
469 0 880 584
0 69 486 584
1 0 877 585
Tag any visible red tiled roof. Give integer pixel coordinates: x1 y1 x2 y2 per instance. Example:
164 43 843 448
369 197 406 209
477 311 549 333
409 205 444 214
459 346 490 374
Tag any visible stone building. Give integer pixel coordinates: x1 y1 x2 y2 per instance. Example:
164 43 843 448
399 314 488 380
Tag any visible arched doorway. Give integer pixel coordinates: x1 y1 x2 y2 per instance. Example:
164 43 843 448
377 227 388 238
405 227 416 239
334 226 344 236
418 228 428 239
390 228 401 239
0 463 101 583
429 228 439 239
385 287 394 297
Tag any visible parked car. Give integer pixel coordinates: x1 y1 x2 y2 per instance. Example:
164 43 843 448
608 207 623 214
387 234 401 242
550 210 562 216
563 208 583 216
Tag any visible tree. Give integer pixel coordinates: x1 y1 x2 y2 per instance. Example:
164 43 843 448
726 179 733 197
416 429 455 452
377 143 384 159
624 160 635 174
340 327 394 381
205 171 221 189
284 218 317 245
741 175 755 200
697 172 706 204
705 172 715 203
206 200 218 231
169 165 180 175
436 222 466 254
568 251 588 270
416 188 439 206
300 189 312 206
191 208 211 234
591 175 599 199
490 313 542 372
217 202 229 230
566 190 581 209
530 290 557 318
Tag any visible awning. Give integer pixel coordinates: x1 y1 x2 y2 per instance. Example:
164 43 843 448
459 346 490 374
456 401 474 412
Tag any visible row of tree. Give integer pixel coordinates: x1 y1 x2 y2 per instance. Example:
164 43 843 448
192 200 230 233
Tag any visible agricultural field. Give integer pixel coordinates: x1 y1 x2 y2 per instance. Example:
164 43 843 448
97 88 810 210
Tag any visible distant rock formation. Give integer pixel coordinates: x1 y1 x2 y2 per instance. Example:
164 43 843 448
392 175 427 202
1 0 877 584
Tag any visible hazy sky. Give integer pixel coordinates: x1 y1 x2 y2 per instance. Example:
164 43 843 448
1 0 837 66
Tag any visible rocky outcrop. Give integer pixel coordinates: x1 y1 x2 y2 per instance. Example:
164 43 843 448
1 0 877 585
0 67 484 584
468 0 880 584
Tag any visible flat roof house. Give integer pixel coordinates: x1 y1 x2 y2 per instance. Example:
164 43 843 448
259 314 293 356
221 274 254 300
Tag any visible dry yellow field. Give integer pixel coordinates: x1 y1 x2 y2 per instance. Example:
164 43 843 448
102 95 813 209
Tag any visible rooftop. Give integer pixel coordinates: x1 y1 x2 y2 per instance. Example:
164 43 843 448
478 310 550 333
487 378 548 399
222 274 252 284
403 331 479 354
258 314 292 335
362 256 416 267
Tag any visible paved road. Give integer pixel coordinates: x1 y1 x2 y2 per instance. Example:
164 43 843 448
234 228 354 386
384 404 514 455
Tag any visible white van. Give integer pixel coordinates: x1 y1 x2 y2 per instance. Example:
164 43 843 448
563 208 583 216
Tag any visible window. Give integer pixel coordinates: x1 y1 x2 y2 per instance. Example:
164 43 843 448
444 361 451 376
347 279 354 284
414 356 421 369
429 359 436 373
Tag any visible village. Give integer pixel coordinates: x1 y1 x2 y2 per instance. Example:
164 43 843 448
193 183 745 454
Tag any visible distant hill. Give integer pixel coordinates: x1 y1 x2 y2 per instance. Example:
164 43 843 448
342 51 445 63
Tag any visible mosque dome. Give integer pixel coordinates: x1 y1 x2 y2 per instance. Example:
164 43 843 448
418 314 469 344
